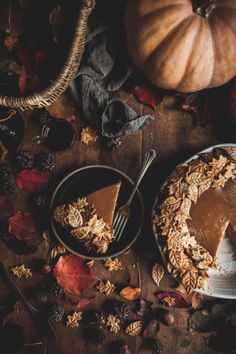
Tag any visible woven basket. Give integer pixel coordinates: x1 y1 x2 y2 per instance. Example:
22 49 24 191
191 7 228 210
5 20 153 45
0 0 95 111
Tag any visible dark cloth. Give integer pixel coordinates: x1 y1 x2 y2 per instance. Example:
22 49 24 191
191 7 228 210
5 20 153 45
71 0 153 137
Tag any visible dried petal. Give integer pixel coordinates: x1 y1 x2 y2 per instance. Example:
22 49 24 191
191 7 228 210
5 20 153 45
8 211 37 240
120 287 141 301
151 263 164 286
132 84 163 108
15 169 49 192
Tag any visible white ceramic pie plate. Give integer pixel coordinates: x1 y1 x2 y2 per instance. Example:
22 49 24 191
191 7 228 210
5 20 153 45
153 144 236 299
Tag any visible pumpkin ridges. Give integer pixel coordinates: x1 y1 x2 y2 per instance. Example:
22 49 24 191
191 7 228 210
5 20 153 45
125 0 236 92
125 4 192 68
209 14 236 87
144 16 205 90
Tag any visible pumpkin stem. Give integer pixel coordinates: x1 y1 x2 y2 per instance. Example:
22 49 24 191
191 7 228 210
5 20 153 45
192 0 216 18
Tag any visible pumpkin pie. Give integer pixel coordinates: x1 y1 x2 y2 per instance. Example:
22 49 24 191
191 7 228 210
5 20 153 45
54 181 121 254
153 147 236 294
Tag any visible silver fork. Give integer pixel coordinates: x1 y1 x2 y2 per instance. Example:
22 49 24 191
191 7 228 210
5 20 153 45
113 149 156 242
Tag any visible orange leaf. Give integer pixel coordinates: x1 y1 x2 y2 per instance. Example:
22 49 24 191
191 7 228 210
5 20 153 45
120 286 141 301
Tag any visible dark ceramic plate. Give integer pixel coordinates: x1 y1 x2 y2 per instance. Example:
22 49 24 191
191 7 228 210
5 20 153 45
50 165 144 259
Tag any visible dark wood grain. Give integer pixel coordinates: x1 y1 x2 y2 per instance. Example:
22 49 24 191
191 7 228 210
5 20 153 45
0 87 230 354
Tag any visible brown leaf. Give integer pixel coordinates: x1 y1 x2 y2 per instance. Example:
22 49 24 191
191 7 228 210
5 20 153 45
120 287 141 301
125 321 143 336
46 92 78 122
151 263 164 286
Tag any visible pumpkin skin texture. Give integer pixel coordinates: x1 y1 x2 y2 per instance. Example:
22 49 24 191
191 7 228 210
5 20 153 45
124 0 236 92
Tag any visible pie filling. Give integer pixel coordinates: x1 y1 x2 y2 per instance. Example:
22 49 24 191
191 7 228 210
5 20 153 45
153 147 236 294
188 180 236 259
54 182 121 254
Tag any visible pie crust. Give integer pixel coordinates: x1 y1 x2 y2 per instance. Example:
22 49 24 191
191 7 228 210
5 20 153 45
153 147 236 294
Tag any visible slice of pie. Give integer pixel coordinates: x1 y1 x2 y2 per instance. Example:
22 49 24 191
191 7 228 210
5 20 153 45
153 147 236 294
54 181 121 254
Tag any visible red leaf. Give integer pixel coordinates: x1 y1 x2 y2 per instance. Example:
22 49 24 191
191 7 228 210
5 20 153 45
16 169 49 192
8 211 37 240
0 197 14 222
132 84 163 108
156 292 189 308
53 254 98 296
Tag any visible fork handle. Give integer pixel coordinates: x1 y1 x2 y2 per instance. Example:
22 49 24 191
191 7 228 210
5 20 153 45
0 262 37 314
127 149 156 205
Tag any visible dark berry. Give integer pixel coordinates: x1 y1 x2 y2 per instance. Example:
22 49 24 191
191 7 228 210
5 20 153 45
0 182 16 198
112 301 130 321
32 193 47 208
44 303 64 322
40 262 52 275
35 153 56 172
13 151 34 171
84 327 106 345
39 111 52 126
46 277 64 297
0 166 11 181
83 310 106 329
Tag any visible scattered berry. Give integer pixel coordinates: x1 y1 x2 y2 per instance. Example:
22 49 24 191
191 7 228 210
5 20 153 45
13 151 34 171
0 166 11 181
32 193 47 209
39 112 53 126
0 182 16 198
44 303 64 322
39 261 52 275
46 277 64 297
83 310 106 329
162 311 175 326
0 166 16 198
35 153 56 172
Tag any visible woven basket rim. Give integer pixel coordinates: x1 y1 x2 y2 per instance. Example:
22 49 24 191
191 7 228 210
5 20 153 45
0 0 96 111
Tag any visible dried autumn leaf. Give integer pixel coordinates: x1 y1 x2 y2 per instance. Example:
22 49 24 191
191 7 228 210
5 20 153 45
125 321 143 336
151 263 164 286
120 286 141 301
182 271 197 295
143 318 160 339
156 292 189 308
0 196 13 222
132 83 163 108
8 211 37 240
16 169 49 192
53 254 98 296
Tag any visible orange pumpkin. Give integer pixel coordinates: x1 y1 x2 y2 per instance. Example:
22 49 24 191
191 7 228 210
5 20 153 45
124 0 236 92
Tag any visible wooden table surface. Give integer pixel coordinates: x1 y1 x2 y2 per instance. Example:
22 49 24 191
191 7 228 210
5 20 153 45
0 85 233 354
